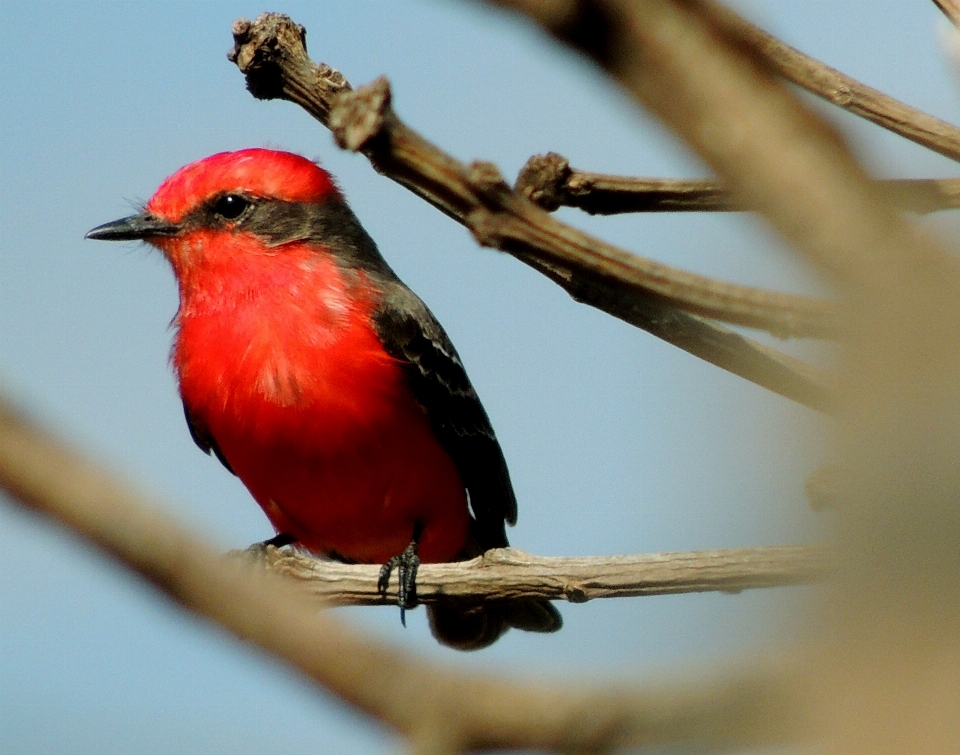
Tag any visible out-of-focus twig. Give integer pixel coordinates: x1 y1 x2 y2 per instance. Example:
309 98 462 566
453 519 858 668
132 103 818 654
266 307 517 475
0 391 812 754
933 0 960 27
517 152 960 215
260 544 827 605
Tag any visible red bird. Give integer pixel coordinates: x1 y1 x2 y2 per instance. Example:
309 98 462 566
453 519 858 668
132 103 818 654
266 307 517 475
87 148 561 649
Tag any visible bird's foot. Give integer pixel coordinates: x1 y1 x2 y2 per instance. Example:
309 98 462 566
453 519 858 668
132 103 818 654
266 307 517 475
259 532 297 549
229 532 297 566
378 525 423 626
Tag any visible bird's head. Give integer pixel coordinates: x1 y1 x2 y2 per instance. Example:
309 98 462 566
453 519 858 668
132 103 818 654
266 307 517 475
86 149 345 279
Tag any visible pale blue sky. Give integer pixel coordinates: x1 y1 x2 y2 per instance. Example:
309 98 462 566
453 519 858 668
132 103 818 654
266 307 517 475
2 2 958 754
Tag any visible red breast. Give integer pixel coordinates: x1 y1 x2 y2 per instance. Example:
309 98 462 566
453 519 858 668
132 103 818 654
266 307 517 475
149 151 471 563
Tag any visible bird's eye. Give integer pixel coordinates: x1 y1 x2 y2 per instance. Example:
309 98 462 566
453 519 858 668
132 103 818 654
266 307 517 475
213 194 250 220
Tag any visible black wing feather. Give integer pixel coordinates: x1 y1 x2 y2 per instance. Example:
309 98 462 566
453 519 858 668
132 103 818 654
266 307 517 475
183 400 236 476
372 280 518 551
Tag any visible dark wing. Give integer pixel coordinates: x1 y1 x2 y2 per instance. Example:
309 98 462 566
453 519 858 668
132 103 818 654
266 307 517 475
182 400 236 476
372 280 517 551
240 192 517 549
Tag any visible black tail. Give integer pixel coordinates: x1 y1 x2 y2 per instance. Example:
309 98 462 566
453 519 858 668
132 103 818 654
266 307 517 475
427 599 562 651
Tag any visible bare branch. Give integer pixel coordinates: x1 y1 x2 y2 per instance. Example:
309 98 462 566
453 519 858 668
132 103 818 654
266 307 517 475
226 13 837 415
260 544 827 605
705 4 960 162
517 152 960 215
228 14 836 341
0 391 812 753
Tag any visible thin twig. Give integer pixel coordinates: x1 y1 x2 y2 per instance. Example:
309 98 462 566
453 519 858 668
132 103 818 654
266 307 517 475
517 152 960 215
491 1 960 163
705 3 960 163
513 254 837 412
226 13 837 414
259 544 827 605
0 391 812 754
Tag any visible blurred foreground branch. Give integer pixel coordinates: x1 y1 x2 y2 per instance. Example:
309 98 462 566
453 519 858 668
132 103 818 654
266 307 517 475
489 1 960 754
935 0 960 27
0 391 811 754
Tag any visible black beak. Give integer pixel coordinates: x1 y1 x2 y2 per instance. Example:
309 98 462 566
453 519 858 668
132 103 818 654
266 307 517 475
86 212 180 241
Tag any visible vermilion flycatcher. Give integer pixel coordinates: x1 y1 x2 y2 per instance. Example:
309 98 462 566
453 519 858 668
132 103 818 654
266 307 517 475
87 149 561 649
